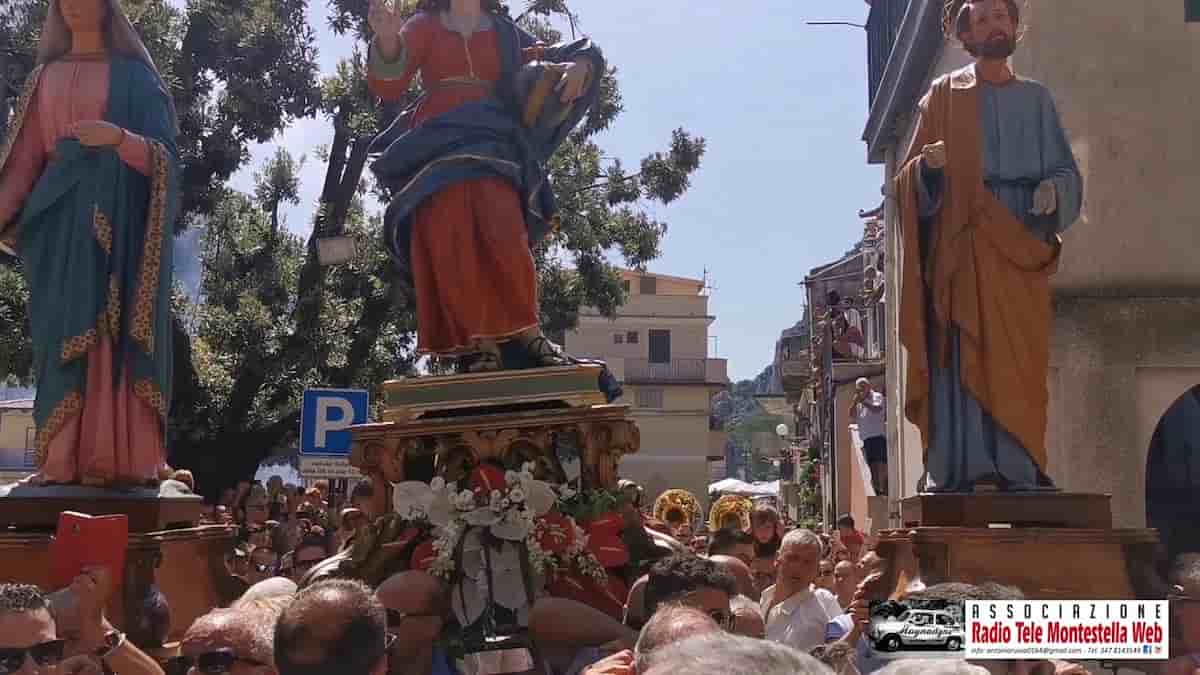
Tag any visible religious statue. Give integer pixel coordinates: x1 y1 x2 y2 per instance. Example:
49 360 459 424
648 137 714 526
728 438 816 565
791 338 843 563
897 0 1082 492
365 0 605 372
0 0 179 486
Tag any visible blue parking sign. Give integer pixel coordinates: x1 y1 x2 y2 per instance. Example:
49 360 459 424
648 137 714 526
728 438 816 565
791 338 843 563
300 388 369 456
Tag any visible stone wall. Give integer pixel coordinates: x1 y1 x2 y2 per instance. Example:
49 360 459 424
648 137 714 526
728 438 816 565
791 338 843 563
1048 296 1200 528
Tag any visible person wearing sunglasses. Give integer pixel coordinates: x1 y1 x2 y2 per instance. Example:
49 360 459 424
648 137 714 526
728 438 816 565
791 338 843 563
177 607 277 675
374 572 450 675
245 548 278 586
0 581 144 675
289 536 329 584
0 583 77 675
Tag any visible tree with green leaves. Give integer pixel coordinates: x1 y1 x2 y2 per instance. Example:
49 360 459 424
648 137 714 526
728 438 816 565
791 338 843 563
0 0 705 495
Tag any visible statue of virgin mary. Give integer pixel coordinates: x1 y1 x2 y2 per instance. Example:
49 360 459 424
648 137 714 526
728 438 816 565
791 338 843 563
0 0 180 486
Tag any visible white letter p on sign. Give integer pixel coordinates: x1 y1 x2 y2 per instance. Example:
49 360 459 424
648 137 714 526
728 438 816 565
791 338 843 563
314 397 355 449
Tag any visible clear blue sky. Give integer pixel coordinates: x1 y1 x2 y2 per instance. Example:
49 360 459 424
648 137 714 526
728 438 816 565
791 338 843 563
228 0 883 382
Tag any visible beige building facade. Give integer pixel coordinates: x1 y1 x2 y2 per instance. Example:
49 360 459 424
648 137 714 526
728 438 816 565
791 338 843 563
0 399 36 483
564 270 728 503
865 0 1200 553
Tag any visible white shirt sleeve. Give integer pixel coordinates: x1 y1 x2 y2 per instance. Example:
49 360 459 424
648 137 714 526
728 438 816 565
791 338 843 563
816 588 843 618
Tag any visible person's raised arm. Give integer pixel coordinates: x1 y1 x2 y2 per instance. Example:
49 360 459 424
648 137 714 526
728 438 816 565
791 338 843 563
74 567 166 675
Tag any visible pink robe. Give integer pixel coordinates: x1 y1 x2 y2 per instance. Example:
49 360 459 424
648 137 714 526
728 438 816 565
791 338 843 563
0 59 164 485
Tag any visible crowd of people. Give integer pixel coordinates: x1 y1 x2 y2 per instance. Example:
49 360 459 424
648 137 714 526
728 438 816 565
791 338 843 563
2 481 1198 675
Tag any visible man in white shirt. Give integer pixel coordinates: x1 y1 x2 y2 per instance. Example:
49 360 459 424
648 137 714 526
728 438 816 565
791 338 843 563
760 529 842 652
849 378 888 496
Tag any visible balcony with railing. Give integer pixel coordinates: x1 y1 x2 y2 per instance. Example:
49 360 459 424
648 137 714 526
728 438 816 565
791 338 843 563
866 0 912 107
580 293 710 319
780 350 813 394
624 358 728 384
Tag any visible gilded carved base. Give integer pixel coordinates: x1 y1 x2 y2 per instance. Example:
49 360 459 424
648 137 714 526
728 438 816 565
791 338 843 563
352 365 638 491
351 404 638 491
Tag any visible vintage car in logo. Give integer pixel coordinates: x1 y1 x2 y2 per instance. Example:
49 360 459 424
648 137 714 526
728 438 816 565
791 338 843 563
869 608 965 652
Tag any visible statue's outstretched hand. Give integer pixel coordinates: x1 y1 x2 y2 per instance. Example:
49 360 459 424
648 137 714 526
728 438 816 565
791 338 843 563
921 140 947 170
1030 179 1058 216
369 0 411 59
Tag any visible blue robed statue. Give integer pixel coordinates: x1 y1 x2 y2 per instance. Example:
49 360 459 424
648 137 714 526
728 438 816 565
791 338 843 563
896 0 1083 493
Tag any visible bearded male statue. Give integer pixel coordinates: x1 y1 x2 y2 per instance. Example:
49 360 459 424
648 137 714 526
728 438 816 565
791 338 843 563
897 0 1083 493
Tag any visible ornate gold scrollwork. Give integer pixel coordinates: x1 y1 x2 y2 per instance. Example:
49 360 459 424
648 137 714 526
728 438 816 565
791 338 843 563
501 431 565 483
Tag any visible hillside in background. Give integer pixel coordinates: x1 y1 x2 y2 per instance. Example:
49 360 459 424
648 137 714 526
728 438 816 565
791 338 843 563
712 365 787 482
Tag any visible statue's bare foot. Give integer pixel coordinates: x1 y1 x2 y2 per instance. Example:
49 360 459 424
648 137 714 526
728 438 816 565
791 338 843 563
22 472 49 486
81 475 107 488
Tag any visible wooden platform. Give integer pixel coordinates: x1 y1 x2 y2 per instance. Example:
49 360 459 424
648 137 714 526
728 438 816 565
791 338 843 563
874 526 1164 601
900 492 1113 529
381 364 608 423
0 484 204 531
875 492 1166 602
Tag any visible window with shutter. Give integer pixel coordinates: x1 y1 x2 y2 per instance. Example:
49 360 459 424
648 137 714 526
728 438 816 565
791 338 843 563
1190 0 1200 20
648 330 671 364
639 276 657 295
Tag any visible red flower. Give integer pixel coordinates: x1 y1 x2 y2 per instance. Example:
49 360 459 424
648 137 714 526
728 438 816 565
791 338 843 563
587 532 630 569
535 513 575 555
548 571 624 621
586 511 624 537
393 527 421 550
470 464 507 499
410 539 437 571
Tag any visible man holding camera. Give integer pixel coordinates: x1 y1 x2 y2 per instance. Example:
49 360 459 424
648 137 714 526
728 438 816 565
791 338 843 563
848 379 887 496
2 568 163 675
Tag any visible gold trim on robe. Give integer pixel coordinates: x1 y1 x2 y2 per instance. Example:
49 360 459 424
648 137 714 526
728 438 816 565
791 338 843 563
133 378 168 418
130 141 169 355
93 204 113 255
34 391 82 467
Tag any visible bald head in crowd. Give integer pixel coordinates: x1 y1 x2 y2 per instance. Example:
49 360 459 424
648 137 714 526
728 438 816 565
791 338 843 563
641 633 829 675
708 555 759 601
634 604 720 672
275 579 389 675
729 595 765 639
183 607 278 672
